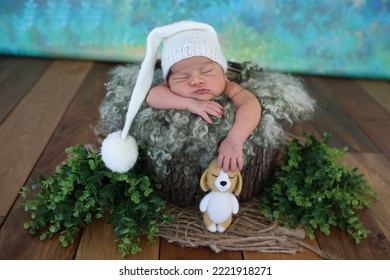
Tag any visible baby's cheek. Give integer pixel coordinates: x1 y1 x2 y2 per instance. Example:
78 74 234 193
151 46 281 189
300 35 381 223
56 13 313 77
170 85 187 97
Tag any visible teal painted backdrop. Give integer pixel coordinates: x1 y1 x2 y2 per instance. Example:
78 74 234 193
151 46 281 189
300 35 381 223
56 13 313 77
1 0 389 79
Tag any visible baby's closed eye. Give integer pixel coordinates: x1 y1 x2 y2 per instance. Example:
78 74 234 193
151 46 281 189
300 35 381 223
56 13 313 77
201 68 215 75
172 75 189 81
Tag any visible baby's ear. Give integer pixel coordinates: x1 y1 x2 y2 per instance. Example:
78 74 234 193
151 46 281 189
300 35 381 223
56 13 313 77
233 171 243 196
200 169 210 192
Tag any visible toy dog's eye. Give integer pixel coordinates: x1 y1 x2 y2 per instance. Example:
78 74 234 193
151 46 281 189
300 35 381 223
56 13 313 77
229 176 235 179
211 173 218 177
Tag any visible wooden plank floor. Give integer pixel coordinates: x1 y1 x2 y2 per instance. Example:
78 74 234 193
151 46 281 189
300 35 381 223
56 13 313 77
0 56 389 260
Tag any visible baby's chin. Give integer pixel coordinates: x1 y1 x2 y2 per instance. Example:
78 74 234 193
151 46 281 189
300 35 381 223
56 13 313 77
194 92 223 101
171 89 223 101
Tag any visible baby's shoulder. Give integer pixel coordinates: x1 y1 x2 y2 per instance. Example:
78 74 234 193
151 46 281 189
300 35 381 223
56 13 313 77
224 80 244 98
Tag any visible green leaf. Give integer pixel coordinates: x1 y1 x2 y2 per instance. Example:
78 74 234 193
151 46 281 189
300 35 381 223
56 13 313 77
309 219 318 229
131 191 141 204
39 233 47 241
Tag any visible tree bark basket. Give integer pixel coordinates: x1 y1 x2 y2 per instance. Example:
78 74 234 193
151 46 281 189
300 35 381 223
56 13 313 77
148 146 279 207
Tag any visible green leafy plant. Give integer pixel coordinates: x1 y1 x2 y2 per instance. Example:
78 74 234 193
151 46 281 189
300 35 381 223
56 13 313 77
260 132 378 243
20 144 173 256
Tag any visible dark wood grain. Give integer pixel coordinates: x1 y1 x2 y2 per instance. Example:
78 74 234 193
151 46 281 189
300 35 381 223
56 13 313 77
318 77 390 160
356 80 390 115
0 57 52 124
0 60 93 217
0 62 111 259
304 76 379 152
159 239 243 260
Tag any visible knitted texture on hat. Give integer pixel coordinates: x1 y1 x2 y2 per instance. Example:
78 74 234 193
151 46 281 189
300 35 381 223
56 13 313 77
161 29 228 79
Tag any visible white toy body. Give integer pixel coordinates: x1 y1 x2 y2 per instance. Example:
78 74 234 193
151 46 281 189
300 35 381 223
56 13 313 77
200 192 239 227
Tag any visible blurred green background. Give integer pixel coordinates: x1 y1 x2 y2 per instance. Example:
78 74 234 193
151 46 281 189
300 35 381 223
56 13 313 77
1 0 389 79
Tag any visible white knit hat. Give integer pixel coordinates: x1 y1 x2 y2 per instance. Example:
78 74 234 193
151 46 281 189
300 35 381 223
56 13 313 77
161 28 227 79
101 21 227 173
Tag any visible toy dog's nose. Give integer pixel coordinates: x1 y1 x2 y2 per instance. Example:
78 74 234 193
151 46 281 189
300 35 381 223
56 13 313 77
220 181 227 186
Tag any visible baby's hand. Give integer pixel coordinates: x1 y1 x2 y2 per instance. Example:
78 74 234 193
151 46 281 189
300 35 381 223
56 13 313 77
217 133 243 172
186 99 223 123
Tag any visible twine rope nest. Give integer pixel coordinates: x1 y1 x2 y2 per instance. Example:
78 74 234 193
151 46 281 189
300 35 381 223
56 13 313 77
157 199 337 259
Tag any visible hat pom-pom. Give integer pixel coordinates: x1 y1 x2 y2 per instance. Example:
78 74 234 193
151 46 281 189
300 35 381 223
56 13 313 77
101 131 138 173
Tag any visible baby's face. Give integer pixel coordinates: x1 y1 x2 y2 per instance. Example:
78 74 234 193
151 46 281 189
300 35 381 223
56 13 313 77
167 56 226 101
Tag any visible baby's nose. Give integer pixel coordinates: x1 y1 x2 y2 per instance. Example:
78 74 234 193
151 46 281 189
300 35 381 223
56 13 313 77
190 75 203 85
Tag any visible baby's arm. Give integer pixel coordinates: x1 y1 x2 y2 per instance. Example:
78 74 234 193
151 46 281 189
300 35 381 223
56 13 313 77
217 81 262 172
146 83 223 123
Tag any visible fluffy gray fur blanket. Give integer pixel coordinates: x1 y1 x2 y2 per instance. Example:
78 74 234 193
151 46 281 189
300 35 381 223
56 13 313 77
99 62 315 179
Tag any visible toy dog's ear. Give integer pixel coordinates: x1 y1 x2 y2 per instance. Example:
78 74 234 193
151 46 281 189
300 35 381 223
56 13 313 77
200 169 210 192
233 170 243 196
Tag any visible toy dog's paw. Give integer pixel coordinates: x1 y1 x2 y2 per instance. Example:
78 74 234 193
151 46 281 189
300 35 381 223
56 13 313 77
217 224 227 233
207 223 217 232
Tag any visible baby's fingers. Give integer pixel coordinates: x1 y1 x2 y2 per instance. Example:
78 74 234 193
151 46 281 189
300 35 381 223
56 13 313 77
206 102 223 117
201 112 213 123
209 101 223 113
209 100 223 109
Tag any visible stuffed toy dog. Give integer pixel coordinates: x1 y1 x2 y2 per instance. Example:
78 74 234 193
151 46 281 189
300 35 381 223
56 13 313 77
199 159 243 233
